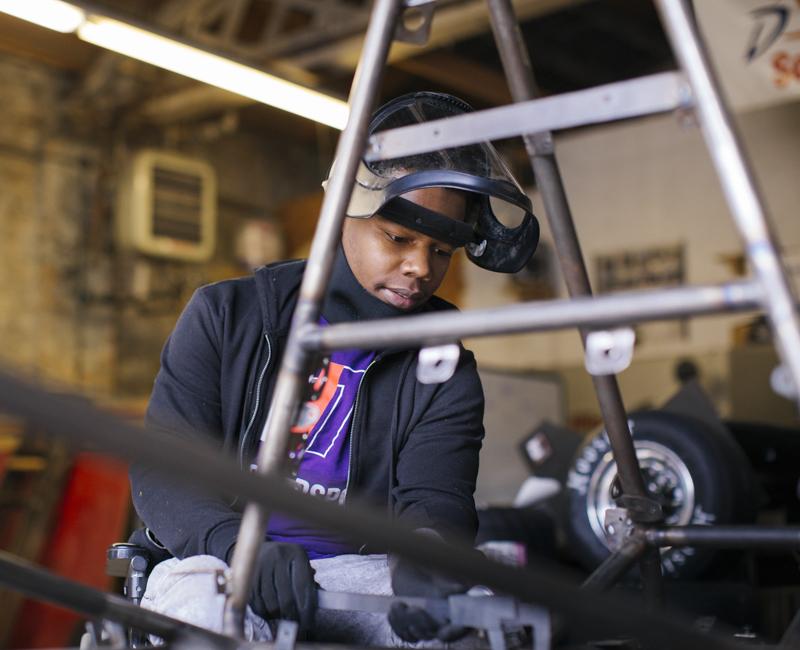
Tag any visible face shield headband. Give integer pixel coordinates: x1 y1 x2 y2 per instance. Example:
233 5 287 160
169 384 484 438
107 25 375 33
378 197 475 248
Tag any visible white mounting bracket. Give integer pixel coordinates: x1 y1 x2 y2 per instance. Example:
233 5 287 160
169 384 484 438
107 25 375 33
417 344 460 384
396 1 436 44
585 328 636 376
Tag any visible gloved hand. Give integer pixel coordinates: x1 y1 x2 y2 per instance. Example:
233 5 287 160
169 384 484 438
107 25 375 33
388 536 472 643
248 542 317 635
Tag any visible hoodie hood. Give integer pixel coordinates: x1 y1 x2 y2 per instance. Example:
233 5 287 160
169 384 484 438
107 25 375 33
253 258 308 336
321 245 412 324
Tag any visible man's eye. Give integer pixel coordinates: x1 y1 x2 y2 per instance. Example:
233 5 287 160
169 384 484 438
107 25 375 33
385 232 407 244
435 247 453 258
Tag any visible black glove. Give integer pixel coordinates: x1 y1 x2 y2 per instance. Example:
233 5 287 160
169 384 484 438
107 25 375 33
248 542 317 635
388 544 471 643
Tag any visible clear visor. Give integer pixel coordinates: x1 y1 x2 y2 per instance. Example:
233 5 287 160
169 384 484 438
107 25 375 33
345 138 527 220
325 95 531 226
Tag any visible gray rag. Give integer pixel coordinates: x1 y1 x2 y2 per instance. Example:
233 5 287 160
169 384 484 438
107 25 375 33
140 553 404 646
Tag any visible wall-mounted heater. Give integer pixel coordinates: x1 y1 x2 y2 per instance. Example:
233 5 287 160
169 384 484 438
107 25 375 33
116 150 217 262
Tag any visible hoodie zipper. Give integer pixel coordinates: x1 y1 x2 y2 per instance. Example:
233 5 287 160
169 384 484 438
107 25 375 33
239 333 272 469
343 354 381 501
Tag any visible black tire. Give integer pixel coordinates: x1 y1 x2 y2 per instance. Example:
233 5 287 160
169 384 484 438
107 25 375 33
564 411 755 579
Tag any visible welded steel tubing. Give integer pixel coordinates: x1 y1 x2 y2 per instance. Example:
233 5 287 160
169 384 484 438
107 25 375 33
655 0 800 404
0 370 741 650
0 551 236 646
581 535 648 592
484 3 660 610
302 280 762 351
224 0 403 636
646 526 800 549
365 72 687 161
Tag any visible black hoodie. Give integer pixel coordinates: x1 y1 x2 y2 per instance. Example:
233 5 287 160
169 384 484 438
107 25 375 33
130 251 485 563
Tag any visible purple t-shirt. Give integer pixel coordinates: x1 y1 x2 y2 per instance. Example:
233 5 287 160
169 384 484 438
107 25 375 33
265 339 376 559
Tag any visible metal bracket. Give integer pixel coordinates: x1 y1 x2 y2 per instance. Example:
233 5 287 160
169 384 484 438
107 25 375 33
318 591 550 650
214 568 231 595
615 494 664 524
526 131 555 157
417 343 460 384
603 508 635 551
126 555 149 604
275 620 299 650
585 328 636 376
449 595 551 650
395 1 436 44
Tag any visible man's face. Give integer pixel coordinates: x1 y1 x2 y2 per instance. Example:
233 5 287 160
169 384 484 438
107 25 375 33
342 186 467 311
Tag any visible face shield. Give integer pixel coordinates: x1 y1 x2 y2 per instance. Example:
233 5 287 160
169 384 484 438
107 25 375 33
328 92 539 273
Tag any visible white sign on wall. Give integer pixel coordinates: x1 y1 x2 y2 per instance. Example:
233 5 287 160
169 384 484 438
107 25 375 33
694 0 800 111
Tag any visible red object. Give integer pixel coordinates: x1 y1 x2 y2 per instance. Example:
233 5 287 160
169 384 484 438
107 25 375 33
10 453 131 648
0 452 9 486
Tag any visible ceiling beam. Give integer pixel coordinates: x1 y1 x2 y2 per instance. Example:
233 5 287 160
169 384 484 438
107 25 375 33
137 0 586 124
286 0 588 70
393 52 511 105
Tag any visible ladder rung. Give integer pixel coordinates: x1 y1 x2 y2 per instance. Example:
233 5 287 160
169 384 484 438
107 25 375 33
366 71 690 162
302 279 763 351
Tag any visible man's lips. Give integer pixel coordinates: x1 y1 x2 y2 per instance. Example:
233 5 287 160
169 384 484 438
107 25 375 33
379 287 425 309
388 287 421 299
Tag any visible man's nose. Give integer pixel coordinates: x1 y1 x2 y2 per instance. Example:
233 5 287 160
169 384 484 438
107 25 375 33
402 247 431 280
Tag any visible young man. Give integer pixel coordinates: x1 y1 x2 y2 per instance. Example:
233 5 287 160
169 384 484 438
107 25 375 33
130 92 538 644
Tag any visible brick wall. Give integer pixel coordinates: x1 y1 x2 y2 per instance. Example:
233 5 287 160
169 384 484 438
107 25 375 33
0 55 111 393
0 51 325 400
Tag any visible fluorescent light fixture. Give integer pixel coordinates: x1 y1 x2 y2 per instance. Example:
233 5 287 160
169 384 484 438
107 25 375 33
0 0 85 33
77 16 349 130
0 2 349 129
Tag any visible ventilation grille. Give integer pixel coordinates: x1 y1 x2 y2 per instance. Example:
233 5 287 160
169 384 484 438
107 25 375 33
116 150 217 262
151 167 204 243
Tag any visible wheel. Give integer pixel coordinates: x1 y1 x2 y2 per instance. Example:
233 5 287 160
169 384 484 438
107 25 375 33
564 411 755 579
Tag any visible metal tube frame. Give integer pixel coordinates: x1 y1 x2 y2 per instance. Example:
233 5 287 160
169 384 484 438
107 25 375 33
223 0 404 636
653 0 800 393
301 280 762 351
0 0 798 646
0 550 237 647
364 71 690 160
581 534 648 593
645 526 800 550
0 370 742 650
484 0 665 606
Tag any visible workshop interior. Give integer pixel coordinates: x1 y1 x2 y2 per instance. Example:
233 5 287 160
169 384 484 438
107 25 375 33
1 0 800 648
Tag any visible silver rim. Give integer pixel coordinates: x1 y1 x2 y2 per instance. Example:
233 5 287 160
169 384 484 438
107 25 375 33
586 441 696 549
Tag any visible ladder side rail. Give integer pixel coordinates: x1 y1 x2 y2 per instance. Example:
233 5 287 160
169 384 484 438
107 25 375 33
655 0 800 404
223 0 405 636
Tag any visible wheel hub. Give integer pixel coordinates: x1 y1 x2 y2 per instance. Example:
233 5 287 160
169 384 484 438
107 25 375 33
586 441 696 549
